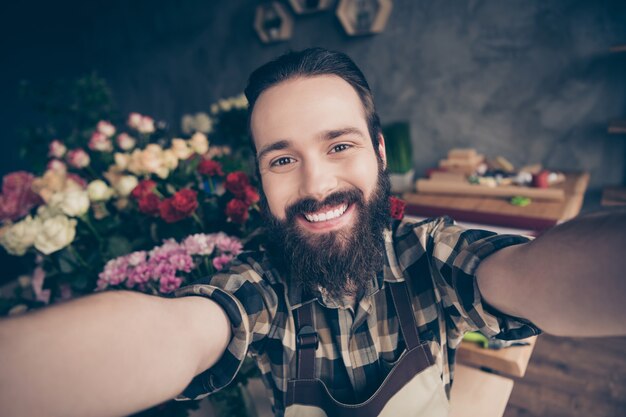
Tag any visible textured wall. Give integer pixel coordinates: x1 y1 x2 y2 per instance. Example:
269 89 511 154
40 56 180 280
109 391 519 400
1 0 625 189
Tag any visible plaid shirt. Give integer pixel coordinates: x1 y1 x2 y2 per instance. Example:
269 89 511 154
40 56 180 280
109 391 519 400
175 216 540 415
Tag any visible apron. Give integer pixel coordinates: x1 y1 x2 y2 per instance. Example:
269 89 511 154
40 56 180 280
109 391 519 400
285 281 450 417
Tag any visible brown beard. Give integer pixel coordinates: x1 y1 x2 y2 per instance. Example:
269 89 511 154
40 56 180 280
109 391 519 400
262 166 391 299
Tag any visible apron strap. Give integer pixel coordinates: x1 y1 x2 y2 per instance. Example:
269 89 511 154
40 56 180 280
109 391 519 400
293 281 421 380
388 281 422 349
295 301 318 380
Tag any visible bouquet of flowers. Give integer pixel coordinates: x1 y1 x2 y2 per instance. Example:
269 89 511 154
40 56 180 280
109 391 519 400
0 98 263 312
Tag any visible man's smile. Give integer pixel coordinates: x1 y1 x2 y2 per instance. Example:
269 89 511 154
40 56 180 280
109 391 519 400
296 202 356 232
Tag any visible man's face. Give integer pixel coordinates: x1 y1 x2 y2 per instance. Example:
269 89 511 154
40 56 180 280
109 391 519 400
252 75 386 230
251 75 390 297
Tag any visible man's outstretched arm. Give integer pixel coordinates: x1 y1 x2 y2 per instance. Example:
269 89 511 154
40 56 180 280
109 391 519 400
0 290 231 417
476 209 626 337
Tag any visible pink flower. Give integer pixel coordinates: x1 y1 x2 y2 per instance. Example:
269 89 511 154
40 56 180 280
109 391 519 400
183 234 216 256
0 171 44 222
212 254 234 271
47 159 67 173
88 131 113 152
31 266 51 304
215 233 243 255
96 121 116 137
66 148 91 169
127 113 155 134
48 140 67 158
116 133 136 151
67 173 88 189
159 275 183 294
128 113 143 129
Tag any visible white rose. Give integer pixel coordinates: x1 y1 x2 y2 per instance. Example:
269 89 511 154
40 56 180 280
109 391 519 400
189 132 209 155
114 175 139 197
53 189 90 217
114 152 131 170
181 114 195 135
0 216 42 256
37 204 63 220
194 113 213 134
171 138 193 160
87 180 114 202
162 150 179 170
116 133 136 151
34 215 77 255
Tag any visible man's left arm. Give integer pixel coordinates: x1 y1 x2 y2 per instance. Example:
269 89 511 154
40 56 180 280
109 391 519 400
476 209 626 337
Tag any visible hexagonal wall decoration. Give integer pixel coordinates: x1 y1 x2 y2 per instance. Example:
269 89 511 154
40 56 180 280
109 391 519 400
254 2 294 44
336 0 392 36
288 0 332 15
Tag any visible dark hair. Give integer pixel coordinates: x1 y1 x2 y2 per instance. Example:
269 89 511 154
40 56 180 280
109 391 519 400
244 48 382 154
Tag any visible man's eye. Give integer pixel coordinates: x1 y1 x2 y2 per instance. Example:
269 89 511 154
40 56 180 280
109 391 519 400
331 144 351 153
270 157 294 167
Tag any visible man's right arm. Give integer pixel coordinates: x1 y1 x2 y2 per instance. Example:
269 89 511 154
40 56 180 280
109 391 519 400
0 290 231 417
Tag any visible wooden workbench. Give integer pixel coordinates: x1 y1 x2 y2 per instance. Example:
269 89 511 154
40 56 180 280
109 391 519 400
403 172 590 231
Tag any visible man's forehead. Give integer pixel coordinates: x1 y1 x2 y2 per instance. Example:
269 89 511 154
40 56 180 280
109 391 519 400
250 75 368 150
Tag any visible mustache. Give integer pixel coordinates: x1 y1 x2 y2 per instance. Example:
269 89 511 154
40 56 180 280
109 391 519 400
285 189 364 221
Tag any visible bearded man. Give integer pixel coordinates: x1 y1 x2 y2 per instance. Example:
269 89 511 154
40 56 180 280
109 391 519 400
1 48 625 417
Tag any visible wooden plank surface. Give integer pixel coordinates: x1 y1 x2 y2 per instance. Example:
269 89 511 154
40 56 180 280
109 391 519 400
450 364 514 417
457 336 537 378
416 179 565 200
403 172 589 230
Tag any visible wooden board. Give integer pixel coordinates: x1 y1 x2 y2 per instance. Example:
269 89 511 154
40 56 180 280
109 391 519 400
403 172 589 231
416 179 565 201
457 336 537 378
449 364 514 417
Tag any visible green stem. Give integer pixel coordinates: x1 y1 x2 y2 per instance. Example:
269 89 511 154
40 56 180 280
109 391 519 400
191 212 204 229
67 244 91 270
80 215 103 242
208 177 215 195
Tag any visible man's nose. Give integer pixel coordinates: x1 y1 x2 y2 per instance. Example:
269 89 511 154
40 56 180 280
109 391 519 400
299 160 338 200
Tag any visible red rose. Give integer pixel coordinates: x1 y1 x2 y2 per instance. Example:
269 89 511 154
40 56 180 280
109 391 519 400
0 171 43 222
197 159 224 177
171 189 198 214
159 189 198 223
389 196 406 220
225 171 250 198
243 185 260 205
225 198 249 224
131 180 157 200
138 193 161 216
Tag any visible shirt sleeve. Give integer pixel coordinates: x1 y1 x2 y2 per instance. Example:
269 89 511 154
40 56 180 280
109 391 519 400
172 252 278 400
410 216 542 344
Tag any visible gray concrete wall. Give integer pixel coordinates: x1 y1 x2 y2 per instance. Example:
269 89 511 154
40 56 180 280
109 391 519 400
1 0 625 189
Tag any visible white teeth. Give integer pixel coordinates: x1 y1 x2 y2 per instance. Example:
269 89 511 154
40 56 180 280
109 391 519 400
304 204 348 223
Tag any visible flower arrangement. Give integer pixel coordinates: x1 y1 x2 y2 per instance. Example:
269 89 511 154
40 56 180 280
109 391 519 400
0 98 262 311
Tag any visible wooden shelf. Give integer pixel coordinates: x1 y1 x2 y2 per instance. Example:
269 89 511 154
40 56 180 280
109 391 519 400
609 45 626 53
608 120 626 134
601 186 626 206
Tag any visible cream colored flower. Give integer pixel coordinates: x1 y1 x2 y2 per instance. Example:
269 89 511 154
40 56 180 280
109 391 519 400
114 152 131 170
114 175 139 197
140 144 165 173
171 138 193 160
87 180 114 202
51 189 90 217
37 205 63 220
189 132 209 155
34 215 77 255
162 150 179 170
0 216 42 256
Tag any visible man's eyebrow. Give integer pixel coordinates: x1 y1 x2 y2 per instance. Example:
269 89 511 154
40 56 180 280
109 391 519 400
321 127 365 140
256 139 291 162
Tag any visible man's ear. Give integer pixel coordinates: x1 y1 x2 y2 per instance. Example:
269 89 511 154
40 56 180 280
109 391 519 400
377 133 387 169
